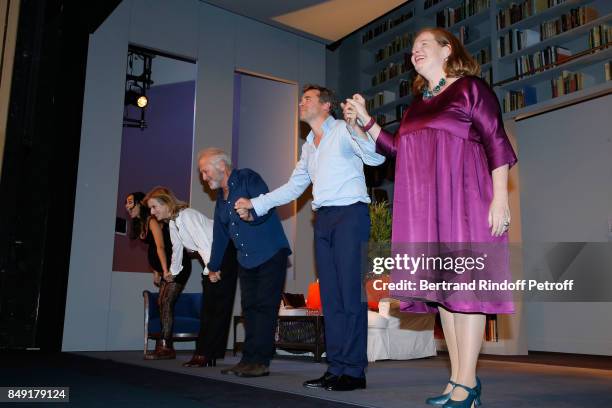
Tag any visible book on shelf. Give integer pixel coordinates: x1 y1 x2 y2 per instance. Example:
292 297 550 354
424 0 444 10
371 59 412 87
435 0 490 28
497 0 571 30
399 79 413 98
535 0 568 14
473 47 491 65
540 6 599 41
366 90 396 111
551 70 584 97
588 24 611 49
362 5 415 44
481 67 493 85
375 34 413 62
457 25 482 46
606 61 612 81
503 85 537 112
497 28 539 57
556 46 572 63
497 0 534 30
514 46 571 76
485 314 498 342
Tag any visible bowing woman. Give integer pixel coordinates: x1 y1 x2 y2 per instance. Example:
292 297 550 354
144 186 238 368
125 191 191 360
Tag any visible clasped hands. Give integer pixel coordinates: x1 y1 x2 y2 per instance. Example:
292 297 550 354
208 271 221 283
341 93 370 128
234 197 254 221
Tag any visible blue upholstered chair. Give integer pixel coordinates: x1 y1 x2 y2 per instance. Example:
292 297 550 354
143 290 202 355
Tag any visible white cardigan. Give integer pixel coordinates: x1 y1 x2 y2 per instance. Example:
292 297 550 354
168 208 214 275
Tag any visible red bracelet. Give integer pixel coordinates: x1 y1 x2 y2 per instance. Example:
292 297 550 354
360 116 376 132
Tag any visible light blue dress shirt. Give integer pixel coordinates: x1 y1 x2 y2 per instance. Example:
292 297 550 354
251 116 385 216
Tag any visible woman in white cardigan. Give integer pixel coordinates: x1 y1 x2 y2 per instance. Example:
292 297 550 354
145 187 238 367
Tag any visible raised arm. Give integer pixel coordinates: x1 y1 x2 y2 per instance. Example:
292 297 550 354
343 94 397 157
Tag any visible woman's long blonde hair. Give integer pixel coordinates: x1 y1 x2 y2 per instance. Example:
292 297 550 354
143 186 188 220
412 27 480 95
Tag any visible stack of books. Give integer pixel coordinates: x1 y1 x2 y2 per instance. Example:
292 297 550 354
550 70 584 97
503 86 537 112
540 6 598 40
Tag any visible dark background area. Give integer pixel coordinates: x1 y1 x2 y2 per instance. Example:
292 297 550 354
0 0 121 351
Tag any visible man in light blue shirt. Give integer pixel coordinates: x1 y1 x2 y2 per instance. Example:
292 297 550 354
234 84 384 391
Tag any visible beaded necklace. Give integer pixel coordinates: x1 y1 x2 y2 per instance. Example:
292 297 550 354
422 77 446 100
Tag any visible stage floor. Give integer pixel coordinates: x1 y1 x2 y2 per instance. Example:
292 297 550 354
78 351 612 407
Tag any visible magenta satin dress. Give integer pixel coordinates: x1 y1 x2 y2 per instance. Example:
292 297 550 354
376 76 517 314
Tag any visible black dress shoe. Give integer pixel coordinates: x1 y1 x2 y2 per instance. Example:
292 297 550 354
303 372 339 389
325 375 366 391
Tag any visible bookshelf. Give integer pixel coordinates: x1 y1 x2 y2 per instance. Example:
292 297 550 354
495 0 612 116
359 0 496 128
353 0 612 128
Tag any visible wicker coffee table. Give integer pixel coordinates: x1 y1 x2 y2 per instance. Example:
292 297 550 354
233 315 325 362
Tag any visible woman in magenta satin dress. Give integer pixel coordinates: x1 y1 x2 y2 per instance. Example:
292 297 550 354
344 28 517 407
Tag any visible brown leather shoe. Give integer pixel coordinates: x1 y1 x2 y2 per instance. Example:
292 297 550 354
144 340 176 360
182 354 216 367
236 363 270 378
144 340 162 359
220 361 250 375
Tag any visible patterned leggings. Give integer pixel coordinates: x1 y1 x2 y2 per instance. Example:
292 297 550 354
159 280 185 341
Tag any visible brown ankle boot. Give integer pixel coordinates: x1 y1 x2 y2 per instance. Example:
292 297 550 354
144 340 162 359
144 339 176 360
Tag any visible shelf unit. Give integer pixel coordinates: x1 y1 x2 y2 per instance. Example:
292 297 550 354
359 0 496 128
498 45 612 89
497 14 611 62
502 78 611 119
354 0 612 127
497 0 593 36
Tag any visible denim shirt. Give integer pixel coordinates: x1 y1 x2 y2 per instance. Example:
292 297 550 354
207 168 291 271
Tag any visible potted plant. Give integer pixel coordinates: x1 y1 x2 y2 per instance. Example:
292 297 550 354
365 201 392 309
369 201 392 245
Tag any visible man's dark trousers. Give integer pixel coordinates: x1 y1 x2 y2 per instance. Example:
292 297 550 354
314 202 369 378
196 244 238 358
239 249 288 366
